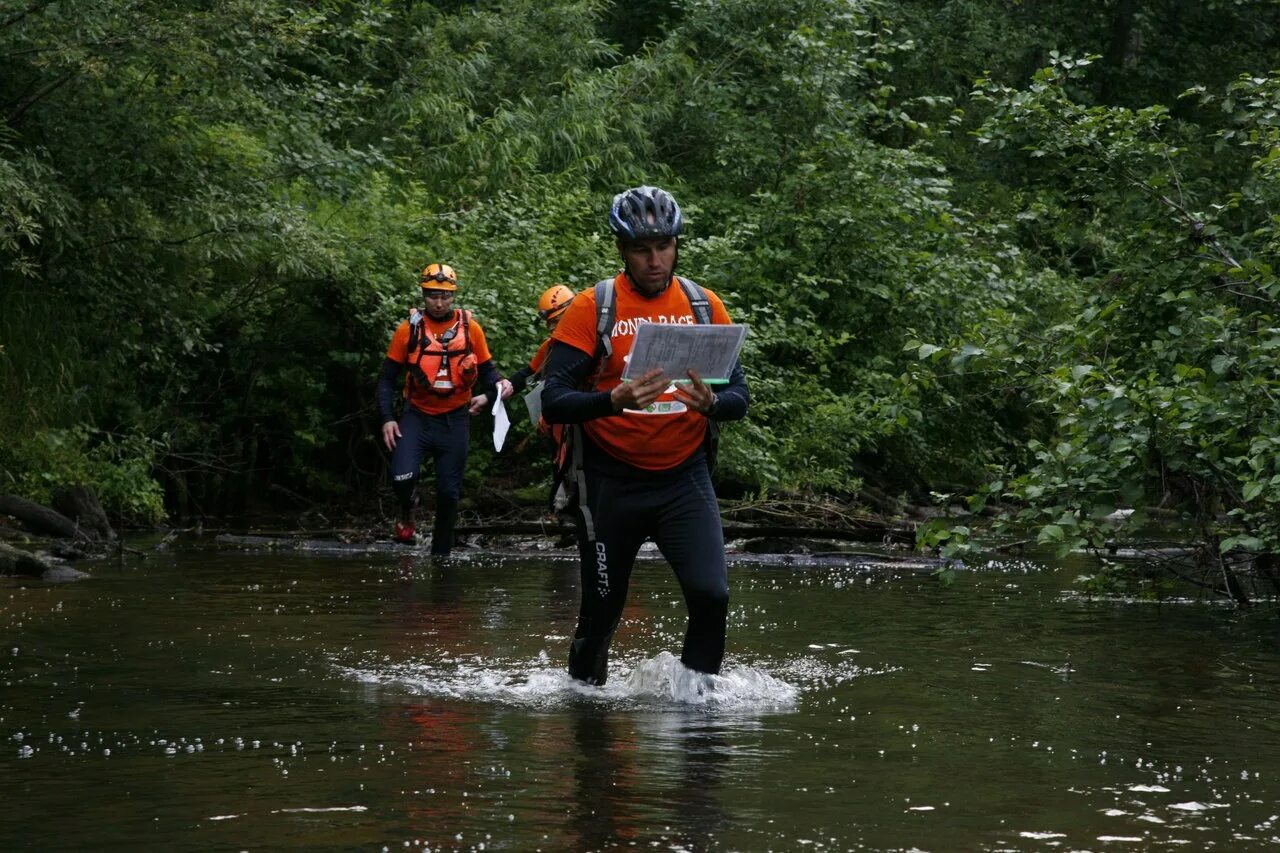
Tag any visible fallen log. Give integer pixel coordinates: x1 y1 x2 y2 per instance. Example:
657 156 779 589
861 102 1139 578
450 521 915 544
729 524 914 544
0 494 83 540
218 521 916 546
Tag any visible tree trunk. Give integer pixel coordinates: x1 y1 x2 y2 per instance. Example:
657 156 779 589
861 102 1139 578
52 485 115 541
0 494 84 540
1101 0 1140 103
1256 552 1280 597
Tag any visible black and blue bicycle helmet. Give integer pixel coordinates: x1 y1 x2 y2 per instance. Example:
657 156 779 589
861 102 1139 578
608 186 684 240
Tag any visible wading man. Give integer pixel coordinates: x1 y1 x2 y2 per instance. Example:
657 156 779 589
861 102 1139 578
541 186 749 685
377 263 512 555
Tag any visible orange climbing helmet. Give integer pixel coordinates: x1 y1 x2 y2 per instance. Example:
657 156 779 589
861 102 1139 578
537 284 575 323
420 262 458 291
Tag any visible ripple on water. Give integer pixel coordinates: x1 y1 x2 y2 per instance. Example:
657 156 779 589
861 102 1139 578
338 650 798 712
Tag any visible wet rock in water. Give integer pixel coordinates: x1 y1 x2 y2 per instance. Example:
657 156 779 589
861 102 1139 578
0 541 51 576
41 565 91 583
41 560 91 581
0 541 87 579
737 537 834 555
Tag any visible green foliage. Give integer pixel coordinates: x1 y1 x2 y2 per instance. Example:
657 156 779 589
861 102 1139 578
1 427 165 524
613 0 1052 493
889 2 1280 129
0 0 1276 544
912 58 1280 566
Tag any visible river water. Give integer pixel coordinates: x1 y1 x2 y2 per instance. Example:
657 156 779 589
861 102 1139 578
3 541 1279 850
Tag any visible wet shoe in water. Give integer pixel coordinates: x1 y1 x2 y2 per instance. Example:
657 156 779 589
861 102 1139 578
393 521 416 544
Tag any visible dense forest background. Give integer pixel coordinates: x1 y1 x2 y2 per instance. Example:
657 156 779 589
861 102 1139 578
2 0 1279 567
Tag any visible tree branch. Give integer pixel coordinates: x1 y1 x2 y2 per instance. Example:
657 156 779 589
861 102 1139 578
2 0 58 32
6 70 76 126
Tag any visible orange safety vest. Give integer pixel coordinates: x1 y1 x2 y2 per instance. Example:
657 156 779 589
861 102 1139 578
405 309 477 396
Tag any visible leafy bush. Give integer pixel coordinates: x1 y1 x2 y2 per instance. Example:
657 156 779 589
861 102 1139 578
2 427 166 525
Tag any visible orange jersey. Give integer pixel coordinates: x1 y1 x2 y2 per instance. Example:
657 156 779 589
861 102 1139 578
387 310 493 415
551 273 733 470
529 338 553 375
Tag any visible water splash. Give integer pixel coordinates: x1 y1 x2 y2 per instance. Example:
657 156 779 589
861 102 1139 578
621 651 797 707
339 650 797 712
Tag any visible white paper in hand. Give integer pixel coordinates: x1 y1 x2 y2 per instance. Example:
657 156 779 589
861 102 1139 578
493 395 511 451
524 380 544 428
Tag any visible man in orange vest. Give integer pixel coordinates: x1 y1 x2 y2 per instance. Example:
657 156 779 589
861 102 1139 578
541 186 750 686
377 263 513 554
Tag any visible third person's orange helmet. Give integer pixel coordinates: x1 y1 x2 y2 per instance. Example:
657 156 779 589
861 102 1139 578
537 284 575 323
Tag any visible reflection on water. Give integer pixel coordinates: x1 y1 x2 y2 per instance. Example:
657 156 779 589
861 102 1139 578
3 545 1280 850
567 710 736 851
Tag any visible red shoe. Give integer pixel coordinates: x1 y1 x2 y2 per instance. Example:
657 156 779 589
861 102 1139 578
393 521 416 544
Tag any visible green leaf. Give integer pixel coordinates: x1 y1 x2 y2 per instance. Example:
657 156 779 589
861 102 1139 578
1220 535 1263 553
1038 524 1065 543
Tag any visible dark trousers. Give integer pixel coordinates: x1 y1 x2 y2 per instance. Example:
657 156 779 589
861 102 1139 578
389 405 469 554
569 459 729 685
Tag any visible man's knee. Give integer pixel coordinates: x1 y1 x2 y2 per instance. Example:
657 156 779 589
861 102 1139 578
686 580 729 611
391 470 417 500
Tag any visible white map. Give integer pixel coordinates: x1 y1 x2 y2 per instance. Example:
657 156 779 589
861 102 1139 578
621 323 748 384
523 379 544 427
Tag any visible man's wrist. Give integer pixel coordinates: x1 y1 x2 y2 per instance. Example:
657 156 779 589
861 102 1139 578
608 386 622 413
705 393 720 417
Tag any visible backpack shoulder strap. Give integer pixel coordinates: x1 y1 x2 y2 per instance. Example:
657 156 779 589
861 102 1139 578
459 309 471 353
407 308 424 351
593 278 616 360
676 276 712 324
675 277 722 470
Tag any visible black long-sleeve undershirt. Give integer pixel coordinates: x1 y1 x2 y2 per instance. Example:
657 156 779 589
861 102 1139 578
508 364 536 394
377 358 401 423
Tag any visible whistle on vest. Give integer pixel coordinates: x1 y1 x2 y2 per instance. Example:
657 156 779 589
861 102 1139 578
432 359 454 392
431 353 477 393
